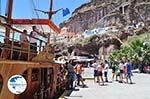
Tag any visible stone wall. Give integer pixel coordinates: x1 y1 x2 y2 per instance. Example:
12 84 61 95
60 0 150 34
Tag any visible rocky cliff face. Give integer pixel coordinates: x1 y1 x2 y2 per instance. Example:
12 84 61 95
60 0 150 34
58 0 150 59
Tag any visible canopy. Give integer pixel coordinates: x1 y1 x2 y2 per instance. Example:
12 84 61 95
74 58 94 62
70 56 94 62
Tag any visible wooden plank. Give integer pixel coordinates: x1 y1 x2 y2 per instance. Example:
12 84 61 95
11 19 61 33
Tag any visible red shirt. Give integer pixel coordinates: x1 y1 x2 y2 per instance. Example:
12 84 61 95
75 64 83 74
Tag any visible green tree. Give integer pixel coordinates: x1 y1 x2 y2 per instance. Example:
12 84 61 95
109 37 150 66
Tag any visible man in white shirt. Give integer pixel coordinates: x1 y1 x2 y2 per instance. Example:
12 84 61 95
19 29 28 59
92 61 98 82
104 60 109 82
30 26 38 52
118 61 124 83
20 30 28 44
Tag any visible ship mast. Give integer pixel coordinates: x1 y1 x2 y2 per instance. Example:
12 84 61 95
49 0 53 19
34 0 62 20
5 0 13 44
5 0 60 41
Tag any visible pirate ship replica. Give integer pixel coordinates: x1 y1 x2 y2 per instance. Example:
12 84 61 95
0 0 67 99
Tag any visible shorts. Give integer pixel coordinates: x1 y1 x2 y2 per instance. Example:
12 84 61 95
97 71 103 76
74 73 77 80
120 70 123 73
94 70 98 77
104 71 107 77
126 72 133 77
76 74 82 80
112 67 115 73
67 73 75 81
116 72 120 76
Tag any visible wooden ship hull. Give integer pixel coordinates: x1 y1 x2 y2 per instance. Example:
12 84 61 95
0 0 67 98
0 60 66 99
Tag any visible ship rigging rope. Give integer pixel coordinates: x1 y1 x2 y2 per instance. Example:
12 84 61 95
30 0 45 36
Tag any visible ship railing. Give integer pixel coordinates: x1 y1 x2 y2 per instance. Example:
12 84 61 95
0 25 47 61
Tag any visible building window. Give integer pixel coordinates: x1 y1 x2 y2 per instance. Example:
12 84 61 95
119 7 123 14
124 5 129 13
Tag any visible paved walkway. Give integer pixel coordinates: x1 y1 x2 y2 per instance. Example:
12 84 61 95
62 68 150 99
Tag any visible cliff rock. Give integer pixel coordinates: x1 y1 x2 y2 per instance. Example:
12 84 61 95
60 0 150 34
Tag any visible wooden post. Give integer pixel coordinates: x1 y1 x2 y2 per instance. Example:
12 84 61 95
40 68 45 99
3 0 13 59
27 42 30 61
47 33 51 44
5 0 13 44
10 31 14 59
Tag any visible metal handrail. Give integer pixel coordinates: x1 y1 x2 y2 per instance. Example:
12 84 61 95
0 21 47 43
0 24 47 60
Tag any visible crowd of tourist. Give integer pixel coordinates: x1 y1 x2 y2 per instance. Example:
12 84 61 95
65 59 134 90
91 59 133 85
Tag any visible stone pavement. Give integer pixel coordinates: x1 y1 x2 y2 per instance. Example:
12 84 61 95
82 67 94 79
62 68 150 99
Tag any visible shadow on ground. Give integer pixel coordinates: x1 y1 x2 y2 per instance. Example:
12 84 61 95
63 85 88 99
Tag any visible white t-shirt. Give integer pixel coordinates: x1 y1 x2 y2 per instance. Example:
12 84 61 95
20 34 28 43
30 31 38 43
119 63 124 70
104 63 109 72
92 62 98 70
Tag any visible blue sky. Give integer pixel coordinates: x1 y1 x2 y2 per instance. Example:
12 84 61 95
0 0 89 27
